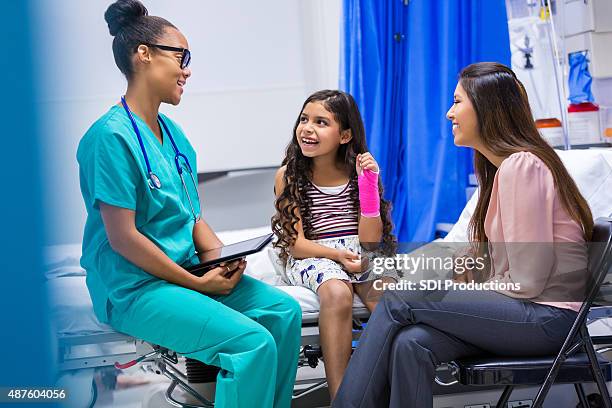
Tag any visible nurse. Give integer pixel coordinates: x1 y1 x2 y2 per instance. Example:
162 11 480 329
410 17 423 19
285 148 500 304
76 1 301 407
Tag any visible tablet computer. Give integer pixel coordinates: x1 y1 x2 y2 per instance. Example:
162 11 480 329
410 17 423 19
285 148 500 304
186 233 273 276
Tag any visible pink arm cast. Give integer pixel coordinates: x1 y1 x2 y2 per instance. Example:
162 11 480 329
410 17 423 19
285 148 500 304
358 169 380 217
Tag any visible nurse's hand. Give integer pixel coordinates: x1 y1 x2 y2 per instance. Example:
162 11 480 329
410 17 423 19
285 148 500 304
194 260 246 295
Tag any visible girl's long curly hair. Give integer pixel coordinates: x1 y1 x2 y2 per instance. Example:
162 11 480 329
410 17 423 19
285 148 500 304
272 90 396 263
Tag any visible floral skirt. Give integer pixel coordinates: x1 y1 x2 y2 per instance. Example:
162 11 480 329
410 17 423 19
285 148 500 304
286 235 398 293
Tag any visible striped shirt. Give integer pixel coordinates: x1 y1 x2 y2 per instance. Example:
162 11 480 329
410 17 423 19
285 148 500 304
303 180 359 239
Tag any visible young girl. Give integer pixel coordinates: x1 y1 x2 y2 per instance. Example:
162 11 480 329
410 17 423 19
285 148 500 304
272 89 397 400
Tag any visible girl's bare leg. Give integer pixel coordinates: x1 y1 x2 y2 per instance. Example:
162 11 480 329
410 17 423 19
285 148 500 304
317 278 354 400
354 277 395 312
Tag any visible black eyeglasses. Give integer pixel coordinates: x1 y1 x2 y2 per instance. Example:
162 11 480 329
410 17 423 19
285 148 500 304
141 43 191 69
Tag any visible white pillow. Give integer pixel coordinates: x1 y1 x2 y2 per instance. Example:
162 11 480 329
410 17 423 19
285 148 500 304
216 225 289 285
244 246 285 285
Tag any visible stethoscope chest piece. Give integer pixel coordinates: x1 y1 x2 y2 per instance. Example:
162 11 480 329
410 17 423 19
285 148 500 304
120 95 201 222
148 172 162 189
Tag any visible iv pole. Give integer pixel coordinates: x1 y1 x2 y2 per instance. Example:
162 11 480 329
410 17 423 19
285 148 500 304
541 0 571 150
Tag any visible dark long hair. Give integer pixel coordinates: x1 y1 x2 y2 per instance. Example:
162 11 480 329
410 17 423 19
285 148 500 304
104 0 176 79
272 90 396 262
461 62 593 254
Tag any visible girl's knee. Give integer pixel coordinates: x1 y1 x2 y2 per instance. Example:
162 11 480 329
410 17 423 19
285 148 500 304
318 280 353 311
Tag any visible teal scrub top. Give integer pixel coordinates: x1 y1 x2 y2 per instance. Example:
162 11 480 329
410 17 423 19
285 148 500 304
77 105 201 323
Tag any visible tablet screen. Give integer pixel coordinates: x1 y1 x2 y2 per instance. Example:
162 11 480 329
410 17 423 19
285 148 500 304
188 233 273 274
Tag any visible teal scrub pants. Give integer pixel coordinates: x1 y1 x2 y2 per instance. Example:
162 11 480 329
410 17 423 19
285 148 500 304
109 275 302 408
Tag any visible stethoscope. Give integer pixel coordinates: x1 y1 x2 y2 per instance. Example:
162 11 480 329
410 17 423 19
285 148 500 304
120 96 201 222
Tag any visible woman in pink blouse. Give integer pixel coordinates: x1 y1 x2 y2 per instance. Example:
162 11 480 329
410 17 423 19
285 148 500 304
334 62 594 408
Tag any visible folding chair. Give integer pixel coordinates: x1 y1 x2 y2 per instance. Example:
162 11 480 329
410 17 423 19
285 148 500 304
448 217 612 408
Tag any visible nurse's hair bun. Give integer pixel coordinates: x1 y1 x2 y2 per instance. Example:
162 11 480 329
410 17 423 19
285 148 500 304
104 0 148 37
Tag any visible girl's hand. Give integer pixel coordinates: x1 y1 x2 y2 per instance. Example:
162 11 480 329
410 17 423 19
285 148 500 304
356 153 380 176
453 268 475 283
192 260 246 295
337 249 362 274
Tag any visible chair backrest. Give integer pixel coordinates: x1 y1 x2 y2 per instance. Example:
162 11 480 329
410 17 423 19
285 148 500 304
576 217 612 325
594 214 612 304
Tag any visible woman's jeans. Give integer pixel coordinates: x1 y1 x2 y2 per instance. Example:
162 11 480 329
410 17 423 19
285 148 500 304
333 288 577 408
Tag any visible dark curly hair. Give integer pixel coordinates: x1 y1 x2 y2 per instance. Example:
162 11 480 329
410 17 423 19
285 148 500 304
272 89 396 263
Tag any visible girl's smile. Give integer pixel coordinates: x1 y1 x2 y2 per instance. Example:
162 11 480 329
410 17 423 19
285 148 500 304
296 101 345 157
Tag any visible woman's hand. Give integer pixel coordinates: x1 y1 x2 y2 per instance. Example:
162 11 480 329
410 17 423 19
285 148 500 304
356 153 380 176
192 259 246 295
337 249 362 274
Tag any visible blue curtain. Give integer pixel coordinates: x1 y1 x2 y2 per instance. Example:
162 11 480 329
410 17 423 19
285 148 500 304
341 0 511 242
